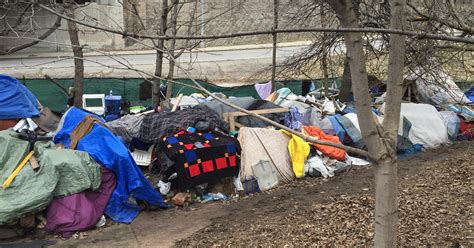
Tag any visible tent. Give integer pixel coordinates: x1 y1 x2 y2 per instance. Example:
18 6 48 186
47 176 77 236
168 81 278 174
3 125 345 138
0 74 40 120
398 103 450 148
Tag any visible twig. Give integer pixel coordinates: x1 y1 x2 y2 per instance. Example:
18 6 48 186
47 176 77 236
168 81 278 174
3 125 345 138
37 4 474 44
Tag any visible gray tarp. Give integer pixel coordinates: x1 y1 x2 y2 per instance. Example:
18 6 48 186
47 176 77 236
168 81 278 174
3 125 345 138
0 130 101 224
201 97 286 128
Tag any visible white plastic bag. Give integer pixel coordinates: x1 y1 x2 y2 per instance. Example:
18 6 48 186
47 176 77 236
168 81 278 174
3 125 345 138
439 111 460 141
305 156 333 178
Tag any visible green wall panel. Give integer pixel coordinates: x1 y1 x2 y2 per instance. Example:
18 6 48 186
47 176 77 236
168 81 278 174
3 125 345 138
21 78 305 112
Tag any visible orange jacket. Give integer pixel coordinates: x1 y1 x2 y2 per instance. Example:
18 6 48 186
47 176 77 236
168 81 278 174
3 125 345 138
303 125 346 161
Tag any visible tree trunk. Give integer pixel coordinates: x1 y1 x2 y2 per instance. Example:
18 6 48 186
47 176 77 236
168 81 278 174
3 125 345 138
338 0 361 103
165 0 179 99
326 0 407 246
374 157 398 247
271 0 279 92
339 56 352 102
376 0 407 246
326 0 385 159
66 7 84 108
152 0 169 105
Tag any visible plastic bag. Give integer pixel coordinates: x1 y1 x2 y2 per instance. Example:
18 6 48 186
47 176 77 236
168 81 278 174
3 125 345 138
305 156 333 178
439 111 460 141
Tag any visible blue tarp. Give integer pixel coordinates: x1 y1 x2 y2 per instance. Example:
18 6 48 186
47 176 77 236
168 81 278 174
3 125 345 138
0 74 40 120
53 107 167 223
465 86 474 102
328 115 347 144
335 115 363 143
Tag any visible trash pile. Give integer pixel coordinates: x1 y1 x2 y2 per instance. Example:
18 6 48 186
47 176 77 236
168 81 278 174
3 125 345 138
0 73 472 239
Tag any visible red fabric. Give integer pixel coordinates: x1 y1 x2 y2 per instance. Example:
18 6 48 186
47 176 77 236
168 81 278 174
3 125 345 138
229 155 237 167
202 160 214 172
0 119 17 131
459 117 474 140
303 125 347 161
184 144 194 150
189 164 201 177
215 157 228 169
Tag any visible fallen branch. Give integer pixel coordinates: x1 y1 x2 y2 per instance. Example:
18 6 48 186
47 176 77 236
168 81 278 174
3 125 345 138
44 74 69 97
191 79 369 157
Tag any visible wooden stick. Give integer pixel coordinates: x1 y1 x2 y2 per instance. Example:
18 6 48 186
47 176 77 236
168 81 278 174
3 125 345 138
171 94 184 112
135 110 155 116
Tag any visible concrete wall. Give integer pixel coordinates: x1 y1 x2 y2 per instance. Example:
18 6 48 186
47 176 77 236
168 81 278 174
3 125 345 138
0 1 125 53
0 0 320 53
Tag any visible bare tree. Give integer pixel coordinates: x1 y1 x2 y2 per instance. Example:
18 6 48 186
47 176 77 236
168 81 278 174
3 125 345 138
271 0 279 92
152 0 169 105
66 3 84 108
323 0 407 246
0 3 62 55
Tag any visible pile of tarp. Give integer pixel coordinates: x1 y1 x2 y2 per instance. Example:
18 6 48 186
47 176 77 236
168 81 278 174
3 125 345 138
0 74 168 239
1 70 472 239
105 75 472 197
106 90 370 196
0 108 168 238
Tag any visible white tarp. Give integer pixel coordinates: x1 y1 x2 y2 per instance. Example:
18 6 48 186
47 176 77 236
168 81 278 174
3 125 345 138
399 103 449 148
343 112 383 132
409 71 471 106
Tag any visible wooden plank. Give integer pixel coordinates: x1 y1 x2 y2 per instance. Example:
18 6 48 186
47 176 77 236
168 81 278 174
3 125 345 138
171 94 184 112
223 108 289 131
234 122 245 128
228 113 236 132
224 107 289 117
29 155 40 171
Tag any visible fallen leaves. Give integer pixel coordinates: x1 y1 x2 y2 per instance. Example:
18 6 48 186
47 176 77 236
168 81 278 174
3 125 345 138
176 144 473 247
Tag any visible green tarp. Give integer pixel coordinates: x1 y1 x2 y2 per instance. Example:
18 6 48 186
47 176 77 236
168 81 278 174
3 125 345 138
0 130 101 224
19 77 471 113
21 78 305 112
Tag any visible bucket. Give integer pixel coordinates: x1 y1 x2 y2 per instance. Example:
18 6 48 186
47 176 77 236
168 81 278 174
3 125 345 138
105 94 121 115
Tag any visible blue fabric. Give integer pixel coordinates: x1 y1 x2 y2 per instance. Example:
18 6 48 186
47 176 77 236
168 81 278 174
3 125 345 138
328 115 346 143
203 133 214 140
309 82 316 92
335 115 363 143
284 106 302 131
53 108 167 223
398 144 423 158
342 106 356 114
465 86 474 102
0 74 40 119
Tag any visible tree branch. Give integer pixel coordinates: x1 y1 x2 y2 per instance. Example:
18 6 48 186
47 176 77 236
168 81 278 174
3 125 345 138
44 74 69 97
0 14 62 55
37 4 474 44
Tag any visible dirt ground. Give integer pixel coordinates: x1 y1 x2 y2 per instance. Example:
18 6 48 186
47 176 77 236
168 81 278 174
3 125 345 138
175 140 474 247
2 141 472 247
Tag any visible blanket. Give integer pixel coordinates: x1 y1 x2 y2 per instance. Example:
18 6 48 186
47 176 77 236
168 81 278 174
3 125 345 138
160 130 240 189
137 106 229 144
